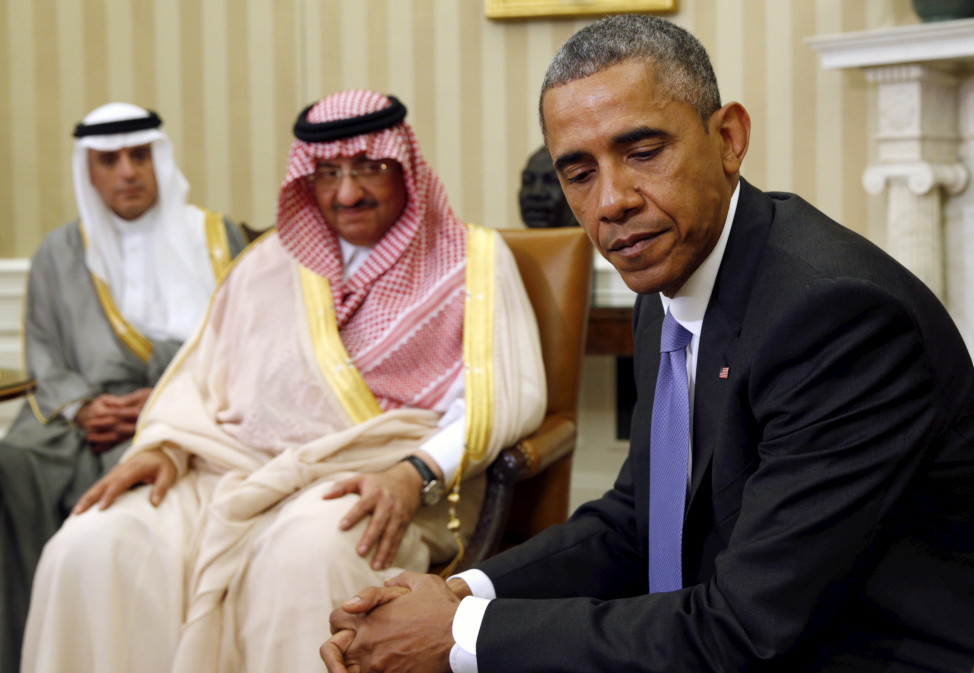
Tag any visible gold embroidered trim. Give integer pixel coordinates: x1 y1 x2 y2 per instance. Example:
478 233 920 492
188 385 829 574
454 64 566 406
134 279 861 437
203 210 233 280
298 265 382 424
462 223 495 462
439 223 496 577
79 222 153 364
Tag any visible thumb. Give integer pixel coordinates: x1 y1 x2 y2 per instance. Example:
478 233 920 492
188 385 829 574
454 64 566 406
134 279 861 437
149 456 176 506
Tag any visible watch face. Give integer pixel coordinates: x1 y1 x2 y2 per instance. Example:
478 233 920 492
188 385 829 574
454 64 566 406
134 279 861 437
422 481 444 506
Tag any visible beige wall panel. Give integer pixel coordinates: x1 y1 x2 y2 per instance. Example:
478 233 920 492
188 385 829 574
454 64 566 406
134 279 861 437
243 0 274 227
178 0 206 213
764 1 794 192
480 16 509 229
0 3 10 253
81 2 109 110
105 0 135 102
340 2 368 89
0 0 925 260
153 1 184 160
7 2 39 256
35 0 65 240
203 0 233 217
432 1 464 217
132 0 157 106
54 2 84 242
814 0 846 226
840 1 872 236
272 1 300 211
458 6 485 222
790 0 819 216
388 0 416 108
410 1 437 162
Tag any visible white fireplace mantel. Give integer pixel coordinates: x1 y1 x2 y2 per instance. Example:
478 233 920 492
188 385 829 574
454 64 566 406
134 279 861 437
808 19 974 353
808 18 974 70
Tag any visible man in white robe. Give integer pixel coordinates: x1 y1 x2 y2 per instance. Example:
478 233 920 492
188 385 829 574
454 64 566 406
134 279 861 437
22 90 545 673
0 103 244 673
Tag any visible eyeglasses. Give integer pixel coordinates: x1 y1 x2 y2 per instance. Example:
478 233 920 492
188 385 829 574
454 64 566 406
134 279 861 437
310 161 393 188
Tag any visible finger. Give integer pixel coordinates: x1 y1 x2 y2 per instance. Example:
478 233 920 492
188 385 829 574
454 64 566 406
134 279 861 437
355 499 390 558
372 519 407 570
115 407 142 422
323 476 361 501
96 463 149 510
88 441 116 455
320 629 354 672
114 421 138 437
73 480 109 514
329 607 362 634
95 395 124 409
85 416 118 432
339 584 410 614
149 456 176 506
384 570 424 589
340 492 376 534
85 431 120 444
119 388 150 405
97 477 134 510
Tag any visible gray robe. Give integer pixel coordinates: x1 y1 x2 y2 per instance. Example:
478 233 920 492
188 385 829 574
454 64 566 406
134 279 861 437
0 216 246 673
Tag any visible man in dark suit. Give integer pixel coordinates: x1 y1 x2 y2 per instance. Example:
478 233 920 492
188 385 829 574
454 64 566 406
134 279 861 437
322 14 974 672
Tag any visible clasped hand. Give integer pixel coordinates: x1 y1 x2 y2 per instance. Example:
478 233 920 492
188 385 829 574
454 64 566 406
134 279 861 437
321 571 468 673
74 388 152 453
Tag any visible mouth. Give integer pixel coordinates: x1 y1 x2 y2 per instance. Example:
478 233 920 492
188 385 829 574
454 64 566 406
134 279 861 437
606 231 664 258
335 200 378 213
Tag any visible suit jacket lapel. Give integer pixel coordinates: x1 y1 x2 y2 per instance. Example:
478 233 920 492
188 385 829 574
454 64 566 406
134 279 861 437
688 179 774 510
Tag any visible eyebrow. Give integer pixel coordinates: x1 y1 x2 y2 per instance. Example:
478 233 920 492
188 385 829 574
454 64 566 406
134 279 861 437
612 125 672 146
553 151 587 174
553 125 673 174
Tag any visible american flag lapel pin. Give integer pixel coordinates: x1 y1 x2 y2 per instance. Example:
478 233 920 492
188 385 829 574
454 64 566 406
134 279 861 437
718 366 730 379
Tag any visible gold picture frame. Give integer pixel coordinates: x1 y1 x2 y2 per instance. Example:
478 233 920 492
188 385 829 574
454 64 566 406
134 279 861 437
486 0 677 20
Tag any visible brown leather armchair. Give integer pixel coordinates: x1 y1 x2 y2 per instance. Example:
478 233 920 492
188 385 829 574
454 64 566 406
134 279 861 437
449 226 593 572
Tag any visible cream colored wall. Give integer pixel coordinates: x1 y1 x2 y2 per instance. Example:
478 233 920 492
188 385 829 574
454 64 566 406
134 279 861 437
0 0 918 259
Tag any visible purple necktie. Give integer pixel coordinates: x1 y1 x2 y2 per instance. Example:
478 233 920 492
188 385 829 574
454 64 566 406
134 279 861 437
649 311 692 593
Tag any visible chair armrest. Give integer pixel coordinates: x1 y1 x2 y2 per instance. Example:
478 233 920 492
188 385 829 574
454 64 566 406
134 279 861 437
0 370 35 402
451 413 577 573
511 413 576 480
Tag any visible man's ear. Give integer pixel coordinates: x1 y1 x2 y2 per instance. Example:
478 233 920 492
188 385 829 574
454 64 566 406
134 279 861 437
711 102 750 177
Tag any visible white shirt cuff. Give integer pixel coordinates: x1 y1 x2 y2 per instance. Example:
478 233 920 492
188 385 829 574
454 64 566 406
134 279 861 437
419 405 465 484
449 595 492 672
452 568 496 599
450 643 479 673
62 400 83 423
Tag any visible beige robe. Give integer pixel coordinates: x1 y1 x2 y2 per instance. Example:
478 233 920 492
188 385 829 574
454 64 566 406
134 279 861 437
22 228 545 673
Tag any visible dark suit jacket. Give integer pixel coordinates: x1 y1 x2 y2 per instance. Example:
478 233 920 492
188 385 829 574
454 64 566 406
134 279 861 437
475 179 974 672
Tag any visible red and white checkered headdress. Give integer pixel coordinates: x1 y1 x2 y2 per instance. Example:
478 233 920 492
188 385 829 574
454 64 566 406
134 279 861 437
277 90 468 411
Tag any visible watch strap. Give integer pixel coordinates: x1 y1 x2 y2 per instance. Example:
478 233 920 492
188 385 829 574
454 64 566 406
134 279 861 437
401 455 437 486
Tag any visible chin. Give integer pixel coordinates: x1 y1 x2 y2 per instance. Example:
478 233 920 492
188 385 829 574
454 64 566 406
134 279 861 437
615 268 668 296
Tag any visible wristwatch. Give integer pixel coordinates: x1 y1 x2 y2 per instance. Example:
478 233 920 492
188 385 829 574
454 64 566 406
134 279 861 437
401 455 444 506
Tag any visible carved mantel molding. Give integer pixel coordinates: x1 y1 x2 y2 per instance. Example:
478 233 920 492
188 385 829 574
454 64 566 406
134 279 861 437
808 19 974 352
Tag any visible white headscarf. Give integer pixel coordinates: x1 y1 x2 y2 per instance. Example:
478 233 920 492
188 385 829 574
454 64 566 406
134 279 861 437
73 102 214 341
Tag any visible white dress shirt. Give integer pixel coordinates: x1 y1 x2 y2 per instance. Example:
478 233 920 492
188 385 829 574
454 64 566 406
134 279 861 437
448 182 742 673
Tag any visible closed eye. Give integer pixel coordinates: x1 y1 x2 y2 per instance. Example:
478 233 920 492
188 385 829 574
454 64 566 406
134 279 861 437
630 146 664 162
563 168 594 185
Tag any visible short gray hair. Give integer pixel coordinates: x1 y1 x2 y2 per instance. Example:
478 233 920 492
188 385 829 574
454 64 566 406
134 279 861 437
540 15 721 132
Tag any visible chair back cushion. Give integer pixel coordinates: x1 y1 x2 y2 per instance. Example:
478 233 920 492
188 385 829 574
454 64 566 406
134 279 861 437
498 228 592 419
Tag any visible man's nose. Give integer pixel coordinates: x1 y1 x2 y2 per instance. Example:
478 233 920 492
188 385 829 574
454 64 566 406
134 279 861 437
334 173 367 204
596 166 642 223
116 154 137 179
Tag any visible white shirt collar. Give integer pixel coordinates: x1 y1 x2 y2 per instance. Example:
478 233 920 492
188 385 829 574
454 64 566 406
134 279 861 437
338 237 374 279
660 180 741 335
